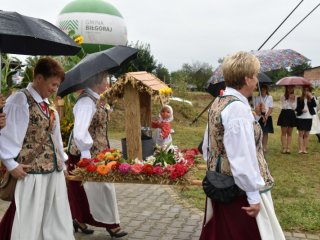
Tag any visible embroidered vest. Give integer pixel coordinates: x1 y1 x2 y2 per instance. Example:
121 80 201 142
18 89 62 173
69 91 109 157
208 95 273 189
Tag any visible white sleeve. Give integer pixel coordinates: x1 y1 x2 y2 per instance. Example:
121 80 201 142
221 101 265 204
0 92 29 171
202 124 209 162
52 111 68 170
268 95 273 108
73 97 96 159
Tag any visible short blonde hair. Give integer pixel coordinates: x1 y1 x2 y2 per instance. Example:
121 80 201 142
222 51 260 89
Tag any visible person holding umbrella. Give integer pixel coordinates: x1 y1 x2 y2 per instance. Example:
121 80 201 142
296 86 317 154
67 72 127 238
200 51 284 240
0 94 6 128
253 84 274 152
0 57 74 240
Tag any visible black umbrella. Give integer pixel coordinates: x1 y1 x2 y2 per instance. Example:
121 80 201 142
0 10 81 93
57 45 138 97
0 10 80 56
206 72 272 97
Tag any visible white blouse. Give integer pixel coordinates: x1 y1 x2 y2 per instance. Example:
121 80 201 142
253 95 273 113
0 83 67 171
203 87 265 204
72 88 100 159
280 95 297 110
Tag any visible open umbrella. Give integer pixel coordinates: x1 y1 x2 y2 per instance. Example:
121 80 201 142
276 76 311 86
206 71 272 97
57 45 138 97
0 10 81 93
250 49 310 72
207 49 309 96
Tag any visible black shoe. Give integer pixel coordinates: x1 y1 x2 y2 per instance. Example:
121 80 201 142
73 220 94 234
107 228 128 238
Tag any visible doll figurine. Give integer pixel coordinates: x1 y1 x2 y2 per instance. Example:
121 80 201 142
151 105 173 146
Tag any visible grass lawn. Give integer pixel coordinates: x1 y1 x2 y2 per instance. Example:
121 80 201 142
109 89 320 233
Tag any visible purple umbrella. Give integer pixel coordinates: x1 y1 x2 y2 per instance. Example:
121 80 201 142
276 76 311 86
207 49 310 96
250 49 310 72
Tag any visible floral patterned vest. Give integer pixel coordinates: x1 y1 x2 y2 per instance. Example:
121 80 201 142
18 89 62 174
208 95 274 190
69 91 109 157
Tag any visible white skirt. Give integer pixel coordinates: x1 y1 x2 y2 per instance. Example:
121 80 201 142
310 112 320 134
11 171 74 240
84 182 120 224
256 191 285 240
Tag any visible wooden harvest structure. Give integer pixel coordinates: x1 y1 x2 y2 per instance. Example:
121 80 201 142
108 71 170 161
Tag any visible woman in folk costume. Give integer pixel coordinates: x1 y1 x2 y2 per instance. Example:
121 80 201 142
151 105 173 146
199 51 284 240
0 94 6 128
0 58 74 240
67 72 127 238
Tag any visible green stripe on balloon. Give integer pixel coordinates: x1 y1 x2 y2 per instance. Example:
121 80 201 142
59 0 123 18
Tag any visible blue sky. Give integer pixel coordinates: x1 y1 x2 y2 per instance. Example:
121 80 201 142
2 0 320 71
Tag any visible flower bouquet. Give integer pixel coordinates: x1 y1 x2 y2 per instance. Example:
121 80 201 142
69 145 200 185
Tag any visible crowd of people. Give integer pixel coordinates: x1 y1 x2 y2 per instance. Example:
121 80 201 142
0 54 319 240
254 84 320 154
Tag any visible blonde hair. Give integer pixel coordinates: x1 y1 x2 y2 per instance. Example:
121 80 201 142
222 51 260 89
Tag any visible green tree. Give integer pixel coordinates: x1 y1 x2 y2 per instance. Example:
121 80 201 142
180 61 213 90
154 63 170 83
289 62 311 76
115 41 157 77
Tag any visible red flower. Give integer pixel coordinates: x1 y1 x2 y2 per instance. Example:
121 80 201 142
131 164 143 174
92 158 99 163
169 163 188 180
101 148 111 154
77 158 91 168
112 161 121 171
164 164 174 173
142 164 154 175
153 166 164 175
86 163 97 172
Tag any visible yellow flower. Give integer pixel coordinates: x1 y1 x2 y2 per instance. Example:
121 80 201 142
74 35 84 45
159 87 173 96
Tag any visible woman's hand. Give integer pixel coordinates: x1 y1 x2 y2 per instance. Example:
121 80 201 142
10 164 31 179
289 93 295 101
64 170 69 177
242 203 260 217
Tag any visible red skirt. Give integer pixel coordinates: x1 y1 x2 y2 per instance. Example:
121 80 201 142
199 196 261 240
67 153 119 230
0 201 16 240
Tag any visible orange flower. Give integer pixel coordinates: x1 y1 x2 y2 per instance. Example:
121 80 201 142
106 161 118 170
96 164 110 175
97 153 105 161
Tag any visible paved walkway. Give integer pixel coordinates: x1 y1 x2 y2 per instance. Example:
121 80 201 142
0 139 319 240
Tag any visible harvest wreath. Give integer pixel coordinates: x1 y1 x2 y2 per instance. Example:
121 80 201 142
68 145 201 185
